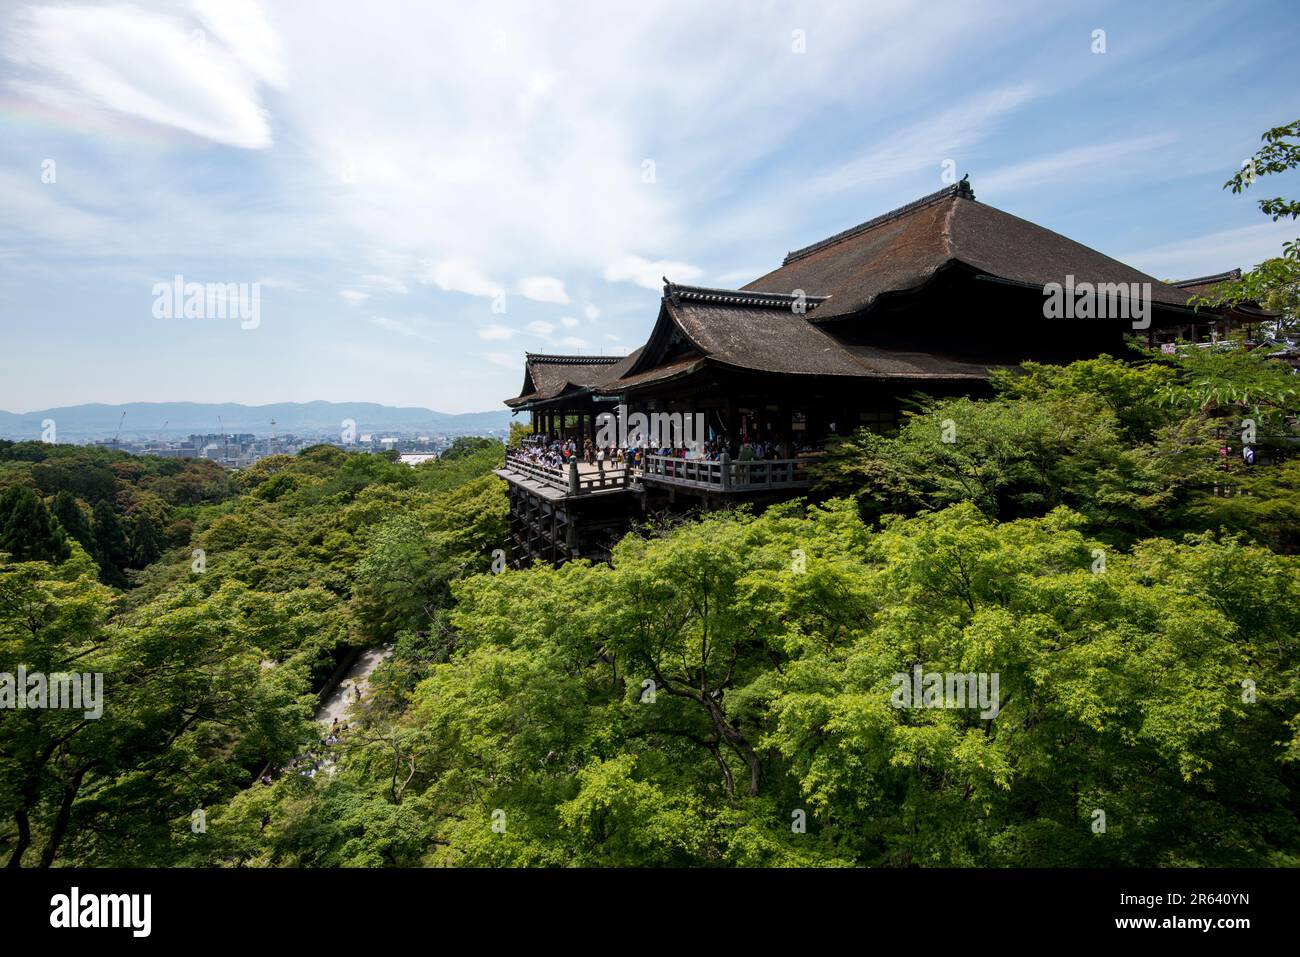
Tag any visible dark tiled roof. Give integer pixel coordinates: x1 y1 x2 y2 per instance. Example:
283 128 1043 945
598 354 705 392
507 353 625 406
663 292 867 376
836 343 1011 378
745 181 1193 320
594 283 1012 389
505 182 1247 408
598 345 643 379
782 181 972 265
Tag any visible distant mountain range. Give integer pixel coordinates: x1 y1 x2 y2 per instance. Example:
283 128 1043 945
0 401 514 440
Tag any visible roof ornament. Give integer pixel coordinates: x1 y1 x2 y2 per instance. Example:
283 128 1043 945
957 173 975 201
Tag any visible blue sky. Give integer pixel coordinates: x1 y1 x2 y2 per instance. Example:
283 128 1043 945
0 0 1297 414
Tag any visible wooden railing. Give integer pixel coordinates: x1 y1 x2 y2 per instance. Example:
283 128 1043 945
641 453 819 491
640 455 725 487
575 463 630 493
503 451 819 495
502 453 630 495
503 455 567 488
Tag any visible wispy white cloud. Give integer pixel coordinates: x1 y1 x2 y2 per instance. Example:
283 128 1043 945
484 351 517 369
1120 220 1299 279
604 254 702 290
713 268 764 286
359 274 409 295
478 323 514 341
194 0 287 89
1 0 1289 415
804 84 1038 195
6 3 278 148
418 259 502 298
518 275 570 304
256 276 306 291
522 318 593 352
976 134 1183 197
368 315 438 341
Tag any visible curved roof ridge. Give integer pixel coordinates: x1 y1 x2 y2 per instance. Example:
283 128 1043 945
782 177 975 265
662 280 830 309
524 352 622 365
1171 268 1242 288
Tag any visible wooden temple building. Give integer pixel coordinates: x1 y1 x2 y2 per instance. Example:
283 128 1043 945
1168 268 1277 343
498 179 1265 564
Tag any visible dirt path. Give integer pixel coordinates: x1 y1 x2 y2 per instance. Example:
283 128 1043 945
315 643 393 726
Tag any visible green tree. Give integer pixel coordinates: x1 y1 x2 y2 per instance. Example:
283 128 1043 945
1195 119 1300 335
440 436 501 461
0 557 114 866
1155 341 1300 420
11 390 1295 870
351 475 507 642
129 512 162 569
91 500 130 587
817 390 1213 540
0 566 318 867
507 421 530 449
0 486 70 564
49 492 94 553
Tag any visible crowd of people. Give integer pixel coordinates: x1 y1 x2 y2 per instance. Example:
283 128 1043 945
263 716 354 786
509 434 818 473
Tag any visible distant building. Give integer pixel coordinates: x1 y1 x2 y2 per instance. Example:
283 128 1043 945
1169 268 1279 343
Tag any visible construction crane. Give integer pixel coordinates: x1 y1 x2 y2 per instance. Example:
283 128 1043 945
111 411 126 448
